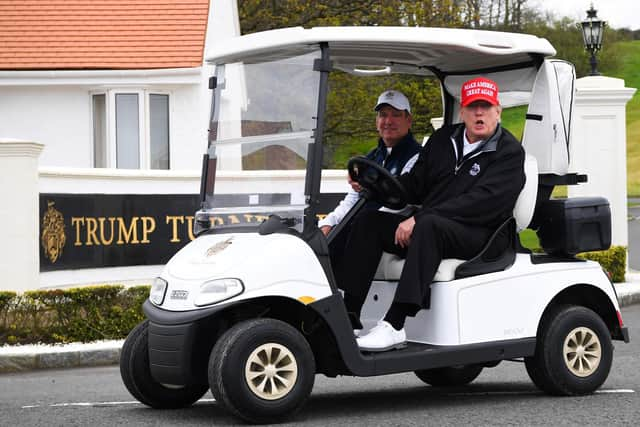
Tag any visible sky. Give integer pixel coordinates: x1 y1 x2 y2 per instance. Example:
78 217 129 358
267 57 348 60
534 0 640 30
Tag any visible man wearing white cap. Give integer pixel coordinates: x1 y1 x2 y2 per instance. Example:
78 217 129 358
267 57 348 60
337 77 526 352
318 90 421 266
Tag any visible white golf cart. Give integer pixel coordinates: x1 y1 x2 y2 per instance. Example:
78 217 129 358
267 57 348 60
120 26 629 424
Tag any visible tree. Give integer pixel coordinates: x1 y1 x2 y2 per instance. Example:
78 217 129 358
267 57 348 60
523 16 625 78
239 0 384 33
324 72 442 168
464 0 482 28
238 0 471 33
238 0 450 168
236 0 632 167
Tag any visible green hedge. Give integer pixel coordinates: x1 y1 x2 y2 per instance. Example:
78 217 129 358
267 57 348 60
0 285 149 346
578 245 627 283
520 230 627 283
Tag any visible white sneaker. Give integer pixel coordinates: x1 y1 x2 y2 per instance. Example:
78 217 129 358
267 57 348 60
353 329 362 337
356 320 406 352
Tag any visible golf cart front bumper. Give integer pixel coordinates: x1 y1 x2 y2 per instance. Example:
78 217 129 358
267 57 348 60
143 300 226 385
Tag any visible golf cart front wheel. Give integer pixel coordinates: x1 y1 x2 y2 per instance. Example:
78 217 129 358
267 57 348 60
524 305 613 396
119 320 209 408
414 364 483 387
208 318 315 424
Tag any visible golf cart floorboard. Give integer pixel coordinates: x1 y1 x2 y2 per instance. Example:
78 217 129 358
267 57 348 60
353 338 535 376
360 341 440 353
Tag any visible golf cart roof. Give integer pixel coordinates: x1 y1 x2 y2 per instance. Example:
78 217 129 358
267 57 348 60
205 26 556 75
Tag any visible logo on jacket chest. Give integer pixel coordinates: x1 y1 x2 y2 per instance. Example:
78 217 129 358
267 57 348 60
469 162 481 176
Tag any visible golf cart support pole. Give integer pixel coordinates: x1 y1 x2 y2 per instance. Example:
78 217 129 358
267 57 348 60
304 43 331 235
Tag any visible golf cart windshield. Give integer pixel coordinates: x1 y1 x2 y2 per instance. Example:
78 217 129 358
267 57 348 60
196 49 321 233
197 27 574 237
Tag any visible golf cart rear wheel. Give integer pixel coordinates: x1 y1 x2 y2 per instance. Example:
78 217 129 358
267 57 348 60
414 364 483 387
524 305 612 396
119 320 209 408
208 318 315 424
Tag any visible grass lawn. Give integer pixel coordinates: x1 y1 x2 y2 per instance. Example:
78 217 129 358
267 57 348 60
609 41 640 196
519 229 540 250
500 105 527 140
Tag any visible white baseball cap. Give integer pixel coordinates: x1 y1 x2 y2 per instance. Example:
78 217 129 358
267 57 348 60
374 90 411 113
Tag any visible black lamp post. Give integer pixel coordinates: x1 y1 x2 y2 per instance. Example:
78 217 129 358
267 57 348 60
580 4 606 76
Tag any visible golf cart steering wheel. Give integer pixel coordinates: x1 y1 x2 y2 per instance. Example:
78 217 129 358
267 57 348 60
347 156 409 210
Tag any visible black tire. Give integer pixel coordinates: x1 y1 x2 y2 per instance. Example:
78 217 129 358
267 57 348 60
524 354 551 392
415 364 483 387
524 305 613 396
119 320 209 409
208 318 315 424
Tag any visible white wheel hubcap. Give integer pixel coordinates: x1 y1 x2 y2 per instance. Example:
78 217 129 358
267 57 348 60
563 326 602 377
245 342 298 400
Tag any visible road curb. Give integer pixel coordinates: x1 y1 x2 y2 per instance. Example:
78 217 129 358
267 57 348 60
618 291 640 308
616 276 640 308
0 343 123 374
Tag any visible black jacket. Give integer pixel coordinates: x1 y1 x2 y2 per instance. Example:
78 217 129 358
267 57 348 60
399 123 525 229
366 131 421 176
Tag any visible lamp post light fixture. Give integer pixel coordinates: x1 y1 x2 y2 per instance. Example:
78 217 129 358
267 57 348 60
580 4 606 76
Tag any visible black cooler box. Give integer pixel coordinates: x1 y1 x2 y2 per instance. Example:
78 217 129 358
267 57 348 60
536 197 611 255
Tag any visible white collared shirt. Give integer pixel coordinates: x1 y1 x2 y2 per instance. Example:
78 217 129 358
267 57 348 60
463 130 483 157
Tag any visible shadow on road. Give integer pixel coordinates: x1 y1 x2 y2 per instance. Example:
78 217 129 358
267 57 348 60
118 381 547 425
299 382 545 421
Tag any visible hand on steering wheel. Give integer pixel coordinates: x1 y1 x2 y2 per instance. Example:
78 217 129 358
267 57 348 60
347 156 409 210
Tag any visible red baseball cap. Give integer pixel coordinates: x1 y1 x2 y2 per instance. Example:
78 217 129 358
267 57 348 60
461 77 499 107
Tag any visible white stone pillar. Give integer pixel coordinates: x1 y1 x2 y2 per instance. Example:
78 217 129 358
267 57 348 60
568 76 636 247
0 139 44 292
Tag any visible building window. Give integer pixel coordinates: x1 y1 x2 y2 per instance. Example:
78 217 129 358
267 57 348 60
92 90 170 170
149 94 170 169
115 93 140 169
92 94 107 168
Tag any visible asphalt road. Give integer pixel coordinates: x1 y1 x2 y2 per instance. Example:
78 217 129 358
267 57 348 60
1 304 639 426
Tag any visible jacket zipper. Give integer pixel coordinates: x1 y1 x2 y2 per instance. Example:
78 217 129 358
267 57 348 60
450 124 501 175
454 150 485 175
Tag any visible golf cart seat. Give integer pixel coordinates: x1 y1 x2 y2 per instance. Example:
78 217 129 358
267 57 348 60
374 154 538 282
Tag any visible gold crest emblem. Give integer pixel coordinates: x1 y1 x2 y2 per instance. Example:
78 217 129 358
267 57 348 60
206 237 233 257
41 201 66 263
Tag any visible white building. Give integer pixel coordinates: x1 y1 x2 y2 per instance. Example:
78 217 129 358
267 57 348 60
0 0 246 289
0 0 238 171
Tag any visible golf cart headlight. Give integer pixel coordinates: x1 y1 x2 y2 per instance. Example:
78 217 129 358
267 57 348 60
150 277 168 306
194 278 244 307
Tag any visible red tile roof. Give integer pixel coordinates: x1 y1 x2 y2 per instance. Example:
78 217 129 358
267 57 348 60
0 0 210 70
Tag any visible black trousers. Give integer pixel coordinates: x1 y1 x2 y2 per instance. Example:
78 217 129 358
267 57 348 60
336 210 493 314
327 201 382 270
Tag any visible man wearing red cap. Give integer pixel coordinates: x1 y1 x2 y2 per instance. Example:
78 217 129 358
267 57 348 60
337 77 525 351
